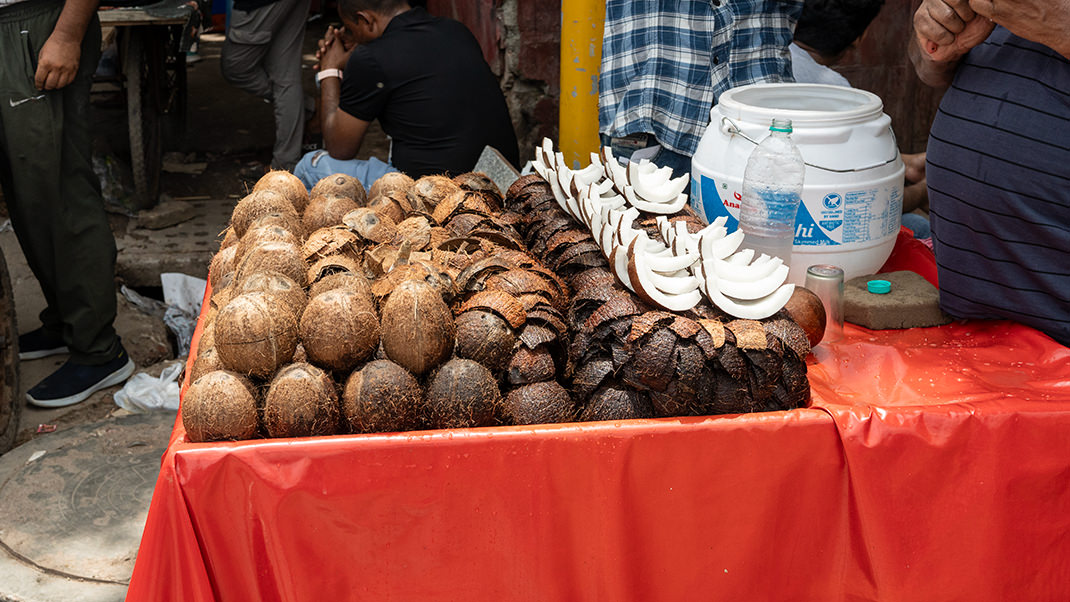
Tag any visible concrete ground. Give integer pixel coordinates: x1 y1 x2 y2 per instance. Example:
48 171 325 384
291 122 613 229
0 16 392 601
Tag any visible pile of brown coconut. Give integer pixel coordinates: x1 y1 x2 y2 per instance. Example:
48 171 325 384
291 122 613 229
182 155 824 443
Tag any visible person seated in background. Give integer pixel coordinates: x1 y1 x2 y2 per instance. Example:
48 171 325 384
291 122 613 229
294 0 520 191
791 0 931 239
597 1 802 183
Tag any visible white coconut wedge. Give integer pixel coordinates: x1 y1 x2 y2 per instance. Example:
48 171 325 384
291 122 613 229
726 248 755 265
701 273 794 320
709 254 781 282
646 269 701 295
646 250 700 273
622 186 689 214
715 264 790 300
609 241 636 293
698 228 745 261
628 238 702 312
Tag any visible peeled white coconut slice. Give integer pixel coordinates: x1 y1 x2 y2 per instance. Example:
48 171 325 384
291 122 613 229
622 186 689 215
609 242 636 293
628 238 702 312
715 263 790 300
539 138 557 170
589 179 616 199
628 161 689 204
698 229 745 261
600 147 629 190
646 270 701 295
646 251 699 273
627 159 670 190
531 160 549 182
547 167 573 216
656 216 673 245
701 272 794 320
572 161 605 190
670 222 699 255
726 248 755 265
710 254 781 282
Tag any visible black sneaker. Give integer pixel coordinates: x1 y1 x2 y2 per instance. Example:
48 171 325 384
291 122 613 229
18 327 69 360
26 348 136 408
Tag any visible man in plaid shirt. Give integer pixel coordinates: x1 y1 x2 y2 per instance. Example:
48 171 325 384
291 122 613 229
599 0 802 179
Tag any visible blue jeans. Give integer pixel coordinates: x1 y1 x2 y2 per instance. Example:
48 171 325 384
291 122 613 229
293 151 398 192
901 212 932 239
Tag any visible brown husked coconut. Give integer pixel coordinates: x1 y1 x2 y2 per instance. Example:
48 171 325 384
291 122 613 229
209 245 237 288
246 211 304 243
263 362 340 438
368 171 415 200
238 271 307 320
302 226 363 264
431 190 494 226
235 240 308 288
380 279 455 376
307 253 364 287
253 169 310 214
190 345 225 383
300 288 380 372
579 386 654 422
219 226 238 250
182 370 259 442
237 223 301 262
782 287 826 350
293 343 308 363
342 207 398 244
209 283 234 314
368 191 411 224
231 189 301 238
393 215 433 251
504 381 574 425
215 291 298 378
342 359 425 433
407 175 460 212
426 358 501 429
311 173 367 204
454 310 517 372
370 260 457 304
303 194 360 236
308 270 372 299
506 345 556 385
453 172 502 203
199 320 217 351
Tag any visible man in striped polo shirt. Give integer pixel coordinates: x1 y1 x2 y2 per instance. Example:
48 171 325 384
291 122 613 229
598 0 803 182
911 0 1070 346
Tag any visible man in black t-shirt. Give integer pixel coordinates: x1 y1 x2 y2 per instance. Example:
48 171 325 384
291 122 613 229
293 0 519 190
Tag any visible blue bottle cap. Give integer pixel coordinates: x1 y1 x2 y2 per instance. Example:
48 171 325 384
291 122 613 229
867 279 892 294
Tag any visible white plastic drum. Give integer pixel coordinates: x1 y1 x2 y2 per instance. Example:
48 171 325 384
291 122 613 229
690 83 904 284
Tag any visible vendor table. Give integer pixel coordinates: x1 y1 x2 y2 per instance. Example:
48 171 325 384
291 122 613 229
99 0 195 208
126 235 1070 601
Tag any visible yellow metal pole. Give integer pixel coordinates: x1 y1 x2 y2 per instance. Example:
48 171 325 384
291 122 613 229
559 0 605 170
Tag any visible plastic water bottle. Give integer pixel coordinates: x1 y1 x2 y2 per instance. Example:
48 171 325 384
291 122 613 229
739 118 805 271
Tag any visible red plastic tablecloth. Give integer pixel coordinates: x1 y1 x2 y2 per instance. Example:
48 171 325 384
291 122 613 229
126 238 1070 601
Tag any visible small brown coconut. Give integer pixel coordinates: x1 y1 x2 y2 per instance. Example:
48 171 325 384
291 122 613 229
231 189 301 238
307 253 364 288
262 362 340 438
342 207 398 244
302 226 363 264
407 175 460 212
237 223 301 262
308 270 372 299
425 358 501 429
238 270 307 321
431 190 494 226
311 173 367 205
782 287 826 349
303 194 360 236
380 279 455 376
198 320 216 352
504 381 575 425
219 226 239 250
246 211 304 243
235 240 308 288
209 245 238 288
215 291 298 378
506 345 556 385
209 283 234 314
342 359 425 433
579 386 654 422
190 345 225 383
253 169 310 214
455 309 517 373
368 171 415 200
453 172 503 202
393 215 433 251
182 370 259 442
368 191 410 224
300 288 381 372
371 260 457 304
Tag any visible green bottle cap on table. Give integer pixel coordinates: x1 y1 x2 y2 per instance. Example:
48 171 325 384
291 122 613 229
867 279 891 294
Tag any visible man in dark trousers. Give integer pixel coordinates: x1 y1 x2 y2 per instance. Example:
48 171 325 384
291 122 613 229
0 0 134 407
293 0 519 190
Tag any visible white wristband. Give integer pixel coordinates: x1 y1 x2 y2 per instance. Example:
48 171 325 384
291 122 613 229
316 68 343 83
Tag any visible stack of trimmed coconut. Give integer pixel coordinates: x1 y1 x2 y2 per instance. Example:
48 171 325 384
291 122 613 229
183 155 822 443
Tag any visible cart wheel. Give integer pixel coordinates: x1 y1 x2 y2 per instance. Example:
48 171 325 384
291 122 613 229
0 247 21 454
124 28 162 210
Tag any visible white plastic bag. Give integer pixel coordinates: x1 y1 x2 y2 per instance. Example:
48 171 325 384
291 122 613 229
113 361 184 412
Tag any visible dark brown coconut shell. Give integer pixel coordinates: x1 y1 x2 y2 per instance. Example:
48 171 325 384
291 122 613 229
306 254 364 287
237 271 307 321
425 358 501 429
302 227 363 264
237 224 301 263
182 370 259 442
209 245 237 288
504 381 574 425
252 169 310 214
231 189 301 238
342 207 398 244
579 386 654 422
235 240 308 288
506 345 556 385
452 172 503 204
262 362 340 438
308 270 372 299
299 288 380 373
342 359 425 433
407 175 460 212
368 171 415 200
215 291 299 378
459 290 527 329
431 190 494 225
782 286 826 350
454 310 517 372
380 279 455 376
311 173 367 205
303 194 360 236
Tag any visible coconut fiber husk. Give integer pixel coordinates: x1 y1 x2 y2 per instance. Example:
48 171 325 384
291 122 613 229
300 288 380 373
215 291 299 378
425 358 501 429
380 279 455 376
312 172 368 205
253 169 310 214
342 359 425 433
182 370 259 442
231 189 301 238
263 362 341 438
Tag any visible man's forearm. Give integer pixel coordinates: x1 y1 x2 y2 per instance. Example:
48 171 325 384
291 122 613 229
319 78 357 159
52 0 99 45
